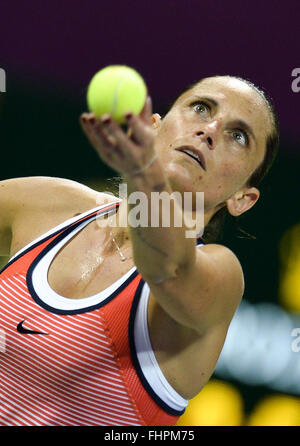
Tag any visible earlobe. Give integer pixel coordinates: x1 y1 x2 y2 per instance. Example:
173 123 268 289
226 187 260 217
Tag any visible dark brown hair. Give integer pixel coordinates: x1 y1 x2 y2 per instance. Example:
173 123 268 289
165 75 280 244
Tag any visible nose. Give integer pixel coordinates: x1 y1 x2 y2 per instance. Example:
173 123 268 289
195 119 221 150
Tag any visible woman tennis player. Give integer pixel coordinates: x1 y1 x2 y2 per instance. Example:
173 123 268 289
0 75 279 426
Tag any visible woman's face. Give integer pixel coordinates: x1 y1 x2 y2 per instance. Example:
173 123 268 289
152 76 272 219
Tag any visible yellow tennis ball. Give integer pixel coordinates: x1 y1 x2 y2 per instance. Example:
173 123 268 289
176 380 244 426
247 395 300 426
86 65 147 124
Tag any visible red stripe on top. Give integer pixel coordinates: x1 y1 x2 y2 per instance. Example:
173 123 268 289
0 203 182 426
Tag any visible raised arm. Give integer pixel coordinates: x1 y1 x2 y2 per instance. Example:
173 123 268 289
80 97 244 336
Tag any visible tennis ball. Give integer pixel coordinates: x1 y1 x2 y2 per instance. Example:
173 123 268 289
247 395 300 426
86 65 147 124
176 380 244 426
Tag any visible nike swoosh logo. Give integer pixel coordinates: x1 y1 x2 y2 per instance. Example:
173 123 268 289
17 320 49 335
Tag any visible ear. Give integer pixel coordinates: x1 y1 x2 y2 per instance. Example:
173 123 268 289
151 113 162 132
226 187 260 217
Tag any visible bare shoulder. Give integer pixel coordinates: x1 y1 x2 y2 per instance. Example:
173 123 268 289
1 176 99 203
197 242 244 288
198 242 244 279
148 241 244 336
0 176 118 216
0 176 119 257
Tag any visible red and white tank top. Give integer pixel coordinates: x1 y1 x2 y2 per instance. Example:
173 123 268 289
0 201 204 426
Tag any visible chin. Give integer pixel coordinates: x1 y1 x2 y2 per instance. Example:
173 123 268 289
164 162 203 200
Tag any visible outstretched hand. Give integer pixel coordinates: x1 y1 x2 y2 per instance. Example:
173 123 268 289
79 96 157 177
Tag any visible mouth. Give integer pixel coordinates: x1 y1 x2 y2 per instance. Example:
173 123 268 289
175 146 206 171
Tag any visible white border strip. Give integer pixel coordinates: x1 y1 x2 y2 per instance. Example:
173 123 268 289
134 282 188 412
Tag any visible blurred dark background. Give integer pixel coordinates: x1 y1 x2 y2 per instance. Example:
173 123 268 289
0 0 299 425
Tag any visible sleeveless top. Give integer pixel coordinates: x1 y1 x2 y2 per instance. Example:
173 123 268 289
0 200 204 426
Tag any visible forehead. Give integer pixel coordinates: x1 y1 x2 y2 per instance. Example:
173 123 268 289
178 76 272 139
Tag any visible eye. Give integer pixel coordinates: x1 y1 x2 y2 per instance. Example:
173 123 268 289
231 130 249 146
192 101 211 115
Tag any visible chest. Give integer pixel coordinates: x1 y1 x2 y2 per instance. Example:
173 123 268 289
46 221 135 299
10 211 214 400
